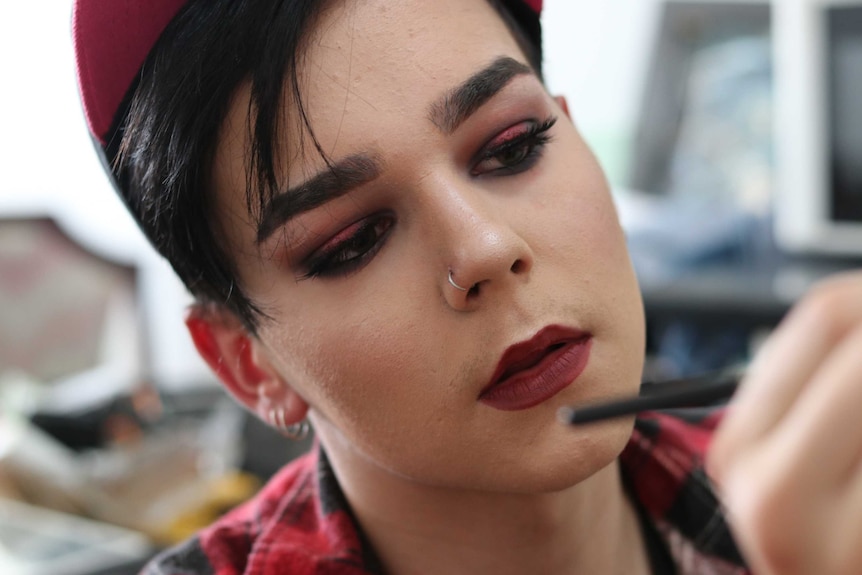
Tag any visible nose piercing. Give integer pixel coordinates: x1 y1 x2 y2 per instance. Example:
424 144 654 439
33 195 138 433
448 269 469 292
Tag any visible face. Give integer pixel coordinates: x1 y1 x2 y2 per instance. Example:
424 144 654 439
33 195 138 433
210 0 645 493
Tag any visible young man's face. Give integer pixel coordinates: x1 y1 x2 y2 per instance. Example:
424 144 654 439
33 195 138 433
209 0 645 492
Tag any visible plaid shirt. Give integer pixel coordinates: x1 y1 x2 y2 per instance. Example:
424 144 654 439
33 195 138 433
144 409 749 574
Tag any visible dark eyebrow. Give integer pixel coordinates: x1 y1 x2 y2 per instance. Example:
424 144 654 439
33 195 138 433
428 56 533 134
256 154 382 244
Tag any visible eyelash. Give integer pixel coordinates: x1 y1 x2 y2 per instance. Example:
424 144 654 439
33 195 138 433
300 214 395 280
299 116 557 280
472 116 557 176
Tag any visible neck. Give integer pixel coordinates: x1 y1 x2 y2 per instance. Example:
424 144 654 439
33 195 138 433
318 429 651 575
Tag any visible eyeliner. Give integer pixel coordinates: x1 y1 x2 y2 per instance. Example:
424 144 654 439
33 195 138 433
559 367 743 425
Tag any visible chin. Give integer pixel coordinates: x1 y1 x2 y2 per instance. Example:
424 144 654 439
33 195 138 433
459 417 637 495
542 421 635 492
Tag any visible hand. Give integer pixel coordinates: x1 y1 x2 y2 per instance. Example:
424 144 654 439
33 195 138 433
708 272 862 575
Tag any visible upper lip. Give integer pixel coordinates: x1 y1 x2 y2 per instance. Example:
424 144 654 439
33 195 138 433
480 325 592 395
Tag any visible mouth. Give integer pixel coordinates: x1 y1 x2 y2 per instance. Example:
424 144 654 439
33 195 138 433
479 325 593 411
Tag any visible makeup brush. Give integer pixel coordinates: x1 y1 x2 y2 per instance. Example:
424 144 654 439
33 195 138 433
559 366 744 425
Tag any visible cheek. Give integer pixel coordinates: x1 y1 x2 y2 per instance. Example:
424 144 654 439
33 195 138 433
262 300 443 433
537 136 645 366
261 302 487 483
537 138 630 273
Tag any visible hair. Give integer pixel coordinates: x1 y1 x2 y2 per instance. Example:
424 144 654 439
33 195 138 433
116 0 542 333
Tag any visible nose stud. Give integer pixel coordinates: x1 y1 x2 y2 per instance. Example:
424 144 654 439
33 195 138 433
448 268 469 292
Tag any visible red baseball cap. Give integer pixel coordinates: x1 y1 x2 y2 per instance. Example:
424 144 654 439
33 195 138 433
72 0 543 148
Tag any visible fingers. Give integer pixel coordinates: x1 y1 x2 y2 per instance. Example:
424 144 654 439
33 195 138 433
709 274 862 481
778 322 862 485
705 272 862 575
836 468 862 570
716 324 862 574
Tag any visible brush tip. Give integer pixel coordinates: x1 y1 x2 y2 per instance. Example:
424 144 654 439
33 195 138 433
556 406 576 425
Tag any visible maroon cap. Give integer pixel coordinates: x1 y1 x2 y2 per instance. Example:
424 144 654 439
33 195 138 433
73 0 542 147
72 0 187 145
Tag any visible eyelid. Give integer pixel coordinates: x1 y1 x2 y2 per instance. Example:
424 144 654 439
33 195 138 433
298 211 395 280
483 121 538 153
468 116 557 177
298 216 368 268
284 208 373 266
311 218 367 258
473 116 557 163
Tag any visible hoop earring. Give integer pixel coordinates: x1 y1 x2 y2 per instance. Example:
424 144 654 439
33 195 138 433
269 407 287 432
448 269 468 292
268 408 310 441
284 420 310 441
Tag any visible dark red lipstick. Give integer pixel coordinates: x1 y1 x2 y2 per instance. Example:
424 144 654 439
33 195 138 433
479 325 592 411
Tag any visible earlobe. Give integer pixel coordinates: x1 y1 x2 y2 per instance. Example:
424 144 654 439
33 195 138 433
184 306 309 427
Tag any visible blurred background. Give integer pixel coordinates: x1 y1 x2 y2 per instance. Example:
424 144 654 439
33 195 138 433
1 0 861 573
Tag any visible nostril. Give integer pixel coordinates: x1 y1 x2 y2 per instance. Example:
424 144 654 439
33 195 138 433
510 259 526 274
467 283 480 298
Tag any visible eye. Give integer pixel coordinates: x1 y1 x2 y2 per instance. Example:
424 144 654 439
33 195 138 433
472 116 557 176
300 213 395 280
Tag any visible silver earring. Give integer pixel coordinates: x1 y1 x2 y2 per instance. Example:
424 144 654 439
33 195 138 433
268 408 310 440
269 407 288 432
284 420 310 441
448 269 468 291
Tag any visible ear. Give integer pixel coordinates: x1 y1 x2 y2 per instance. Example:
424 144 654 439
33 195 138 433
553 95 571 119
185 305 308 426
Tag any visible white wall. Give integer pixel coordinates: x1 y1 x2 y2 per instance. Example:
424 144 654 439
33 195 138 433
0 1 207 388
543 0 662 182
0 0 662 388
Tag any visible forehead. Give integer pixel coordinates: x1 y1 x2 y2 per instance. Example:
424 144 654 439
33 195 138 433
212 0 529 236
303 0 523 96
226 0 526 150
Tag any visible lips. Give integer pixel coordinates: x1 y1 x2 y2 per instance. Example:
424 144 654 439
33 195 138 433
479 325 592 411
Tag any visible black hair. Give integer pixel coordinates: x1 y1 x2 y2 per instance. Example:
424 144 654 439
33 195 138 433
116 0 542 333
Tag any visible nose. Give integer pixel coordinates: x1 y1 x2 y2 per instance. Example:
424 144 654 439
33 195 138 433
429 179 534 309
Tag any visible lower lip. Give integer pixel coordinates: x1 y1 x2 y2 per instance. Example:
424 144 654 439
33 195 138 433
478 337 592 411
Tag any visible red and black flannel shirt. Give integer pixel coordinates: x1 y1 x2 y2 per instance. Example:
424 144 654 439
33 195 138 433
143 408 750 574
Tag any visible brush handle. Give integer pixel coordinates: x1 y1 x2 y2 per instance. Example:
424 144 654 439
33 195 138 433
560 370 742 425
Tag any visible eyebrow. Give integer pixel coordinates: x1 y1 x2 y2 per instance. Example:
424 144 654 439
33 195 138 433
256 154 381 244
256 57 532 244
428 56 533 134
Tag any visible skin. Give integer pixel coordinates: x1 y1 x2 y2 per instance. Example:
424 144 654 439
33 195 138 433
193 0 649 572
709 273 862 575
182 0 862 573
